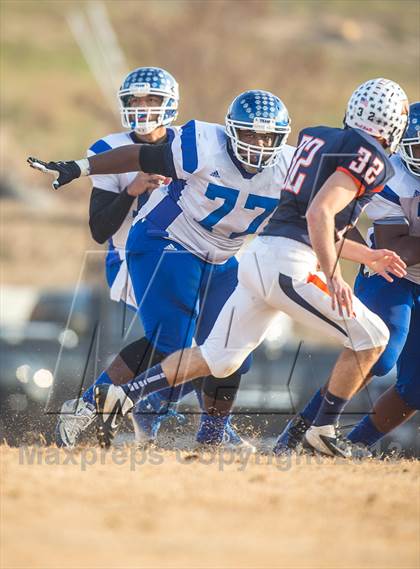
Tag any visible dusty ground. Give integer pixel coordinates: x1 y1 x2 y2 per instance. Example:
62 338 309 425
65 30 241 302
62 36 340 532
1 445 419 569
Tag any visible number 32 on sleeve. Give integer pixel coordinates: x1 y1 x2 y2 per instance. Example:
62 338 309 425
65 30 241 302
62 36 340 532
348 147 384 185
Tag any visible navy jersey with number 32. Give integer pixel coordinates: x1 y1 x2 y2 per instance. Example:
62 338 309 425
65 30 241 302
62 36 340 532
264 126 395 245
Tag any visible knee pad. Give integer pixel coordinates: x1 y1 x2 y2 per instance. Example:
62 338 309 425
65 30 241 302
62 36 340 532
203 371 242 404
119 337 166 376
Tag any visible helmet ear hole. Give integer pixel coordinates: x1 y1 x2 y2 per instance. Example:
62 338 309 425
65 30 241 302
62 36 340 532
274 133 285 148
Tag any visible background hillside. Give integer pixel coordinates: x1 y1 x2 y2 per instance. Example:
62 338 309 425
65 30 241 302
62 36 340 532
1 0 419 286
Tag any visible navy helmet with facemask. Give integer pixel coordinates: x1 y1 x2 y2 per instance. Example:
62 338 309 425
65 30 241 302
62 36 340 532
399 102 420 176
225 90 291 169
118 67 179 135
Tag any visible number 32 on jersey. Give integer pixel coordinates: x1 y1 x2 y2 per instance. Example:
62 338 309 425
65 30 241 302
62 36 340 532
283 134 384 194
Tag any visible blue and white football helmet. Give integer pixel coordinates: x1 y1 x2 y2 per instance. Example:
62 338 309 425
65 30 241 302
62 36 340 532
118 67 179 135
399 101 420 176
225 90 291 169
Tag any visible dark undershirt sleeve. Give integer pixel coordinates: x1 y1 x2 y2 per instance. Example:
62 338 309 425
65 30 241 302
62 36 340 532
89 187 135 244
139 142 177 179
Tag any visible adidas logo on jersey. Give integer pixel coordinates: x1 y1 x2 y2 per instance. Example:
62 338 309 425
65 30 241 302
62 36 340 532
210 170 221 178
164 243 177 251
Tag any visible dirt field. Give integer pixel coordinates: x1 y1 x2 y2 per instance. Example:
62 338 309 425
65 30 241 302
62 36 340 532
1 445 418 569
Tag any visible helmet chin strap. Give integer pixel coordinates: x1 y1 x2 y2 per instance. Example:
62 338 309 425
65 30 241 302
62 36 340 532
134 121 160 135
234 139 275 169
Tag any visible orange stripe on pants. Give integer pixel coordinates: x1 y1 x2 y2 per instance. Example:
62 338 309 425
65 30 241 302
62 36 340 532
307 273 356 317
307 273 331 296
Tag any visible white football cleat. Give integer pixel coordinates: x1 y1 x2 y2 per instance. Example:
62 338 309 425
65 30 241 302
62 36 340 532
55 398 96 448
304 424 352 458
304 424 373 459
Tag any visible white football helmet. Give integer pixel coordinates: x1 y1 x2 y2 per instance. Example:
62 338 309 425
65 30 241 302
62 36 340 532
345 78 408 153
118 67 179 135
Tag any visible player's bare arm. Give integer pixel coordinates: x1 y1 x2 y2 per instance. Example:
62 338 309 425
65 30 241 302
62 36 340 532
306 170 363 316
28 143 172 190
336 226 408 278
84 145 149 175
374 218 420 266
336 237 407 281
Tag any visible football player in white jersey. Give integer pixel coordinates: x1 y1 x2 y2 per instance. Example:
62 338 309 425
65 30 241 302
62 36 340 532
52 68 261 448
52 66 193 447
29 89 295 449
34 79 409 457
345 102 420 450
88 66 178 308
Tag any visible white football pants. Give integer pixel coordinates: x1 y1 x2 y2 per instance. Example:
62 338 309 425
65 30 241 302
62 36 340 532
200 236 390 378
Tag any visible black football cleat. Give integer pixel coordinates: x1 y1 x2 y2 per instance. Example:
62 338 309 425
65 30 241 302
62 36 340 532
273 414 311 455
94 384 134 449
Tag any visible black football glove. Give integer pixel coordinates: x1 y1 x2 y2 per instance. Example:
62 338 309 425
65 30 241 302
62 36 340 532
27 157 82 190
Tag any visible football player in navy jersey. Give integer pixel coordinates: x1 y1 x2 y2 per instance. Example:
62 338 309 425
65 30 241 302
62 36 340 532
29 90 294 449
345 102 420 451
